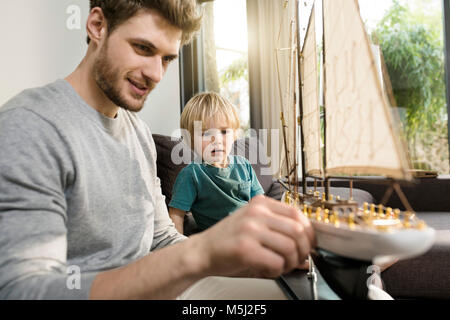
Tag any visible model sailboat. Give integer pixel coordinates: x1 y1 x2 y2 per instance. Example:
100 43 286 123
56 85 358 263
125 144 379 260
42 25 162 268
277 0 435 262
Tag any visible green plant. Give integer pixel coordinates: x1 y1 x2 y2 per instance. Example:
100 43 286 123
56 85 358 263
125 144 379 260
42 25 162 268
220 56 248 85
373 0 449 173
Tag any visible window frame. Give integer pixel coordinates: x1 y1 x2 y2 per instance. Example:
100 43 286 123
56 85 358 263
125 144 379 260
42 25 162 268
444 0 450 165
179 34 205 111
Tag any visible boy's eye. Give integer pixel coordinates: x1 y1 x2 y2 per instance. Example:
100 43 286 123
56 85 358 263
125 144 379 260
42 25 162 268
202 129 233 137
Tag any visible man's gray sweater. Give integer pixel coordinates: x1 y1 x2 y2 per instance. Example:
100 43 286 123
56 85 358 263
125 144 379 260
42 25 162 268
0 80 186 299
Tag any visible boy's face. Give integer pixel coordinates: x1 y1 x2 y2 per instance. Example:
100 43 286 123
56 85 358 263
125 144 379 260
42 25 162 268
194 118 236 168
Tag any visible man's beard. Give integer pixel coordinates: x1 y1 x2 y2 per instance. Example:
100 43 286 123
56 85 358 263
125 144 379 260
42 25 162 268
93 42 154 113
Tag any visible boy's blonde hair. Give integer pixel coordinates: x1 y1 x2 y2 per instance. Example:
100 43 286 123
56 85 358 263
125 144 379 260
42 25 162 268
180 92 240 148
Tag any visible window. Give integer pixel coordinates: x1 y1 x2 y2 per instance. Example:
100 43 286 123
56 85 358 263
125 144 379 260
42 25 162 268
358 0 449 174
205 0 250 131
181 0 250 132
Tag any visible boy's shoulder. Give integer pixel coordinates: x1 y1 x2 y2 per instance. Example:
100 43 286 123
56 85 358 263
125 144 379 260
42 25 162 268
229 155 252 166
179 161 204 175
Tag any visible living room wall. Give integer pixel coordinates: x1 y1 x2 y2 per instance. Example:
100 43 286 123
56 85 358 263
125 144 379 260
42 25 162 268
0 0 181 137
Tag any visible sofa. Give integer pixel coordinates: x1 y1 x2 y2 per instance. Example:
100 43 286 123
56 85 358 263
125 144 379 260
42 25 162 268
152 134 450 299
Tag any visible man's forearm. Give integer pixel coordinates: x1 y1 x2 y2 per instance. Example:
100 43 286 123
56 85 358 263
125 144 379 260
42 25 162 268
89 234 208 299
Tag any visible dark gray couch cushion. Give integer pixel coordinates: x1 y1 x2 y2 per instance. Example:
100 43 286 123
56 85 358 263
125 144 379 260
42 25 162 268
153 134 194 206
382 212 450 299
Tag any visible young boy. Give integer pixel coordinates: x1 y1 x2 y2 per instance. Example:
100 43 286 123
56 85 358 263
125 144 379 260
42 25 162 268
169 92 264 233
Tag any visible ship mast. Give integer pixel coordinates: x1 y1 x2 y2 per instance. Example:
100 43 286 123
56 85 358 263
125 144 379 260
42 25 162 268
321 0 330 200
277 0 293 193
290 17 299 196
296 0 307 195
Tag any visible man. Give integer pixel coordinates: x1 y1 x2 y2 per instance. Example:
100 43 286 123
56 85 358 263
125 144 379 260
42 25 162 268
0 0 314 299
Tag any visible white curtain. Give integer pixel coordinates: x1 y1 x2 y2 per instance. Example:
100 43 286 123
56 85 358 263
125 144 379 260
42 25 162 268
247 0 299 178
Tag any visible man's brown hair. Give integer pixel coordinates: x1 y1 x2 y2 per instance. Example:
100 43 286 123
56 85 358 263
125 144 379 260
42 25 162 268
87 0 202 45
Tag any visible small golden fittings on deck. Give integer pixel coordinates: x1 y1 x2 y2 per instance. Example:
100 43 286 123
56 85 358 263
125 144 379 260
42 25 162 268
314 191 320 198
394 209 401 219
284 191 291 204
348 213 356 229
302 205 308 218
403 212 412 228
333 210 340 227
329 211 335 224
386 207 393 218
329 194 334 202
416 220 427 230
315 208 322 222
370 203 376 218
378 204 385 218
363 202 370 218
323 209 330 224
321 193 326 202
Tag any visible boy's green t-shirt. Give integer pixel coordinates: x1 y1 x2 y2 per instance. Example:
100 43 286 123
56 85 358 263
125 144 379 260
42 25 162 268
169 155 264 231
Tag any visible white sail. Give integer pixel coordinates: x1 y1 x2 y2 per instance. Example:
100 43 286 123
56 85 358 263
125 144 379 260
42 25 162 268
301 6 323 177
323 0 412 180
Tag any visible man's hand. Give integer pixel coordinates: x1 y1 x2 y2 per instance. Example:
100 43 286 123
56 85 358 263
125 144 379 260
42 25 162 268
190 195 316 279
296 259 310 271
90 196 315 299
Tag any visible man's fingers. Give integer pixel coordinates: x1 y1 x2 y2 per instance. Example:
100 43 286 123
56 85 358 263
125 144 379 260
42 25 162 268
248 203 312 268
264 216 311 266
250 196 316 248
258 227 300 272
239 241 286 278
296 259 310 271
251 195 297 218
296 211 316 248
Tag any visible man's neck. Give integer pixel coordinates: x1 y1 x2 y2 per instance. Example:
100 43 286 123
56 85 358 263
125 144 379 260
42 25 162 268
65 56 119 119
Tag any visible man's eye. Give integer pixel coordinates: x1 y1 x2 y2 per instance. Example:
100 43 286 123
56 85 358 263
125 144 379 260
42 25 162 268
134 44 150 54
163 56 174 63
